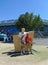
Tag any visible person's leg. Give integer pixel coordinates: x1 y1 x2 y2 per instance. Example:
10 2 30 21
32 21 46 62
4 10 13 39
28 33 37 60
27 43 32 54
21 43 25 55
4 37 8 42
23 45 25 54
28 44 31 54
30 43 32 54
27 43 30 53
21 44 23 55
4 37 6 42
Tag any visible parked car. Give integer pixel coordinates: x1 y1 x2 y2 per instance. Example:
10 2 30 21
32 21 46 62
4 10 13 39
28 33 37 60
0 33 8 42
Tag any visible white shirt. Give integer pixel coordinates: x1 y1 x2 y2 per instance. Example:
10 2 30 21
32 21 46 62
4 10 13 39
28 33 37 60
19 32 29 43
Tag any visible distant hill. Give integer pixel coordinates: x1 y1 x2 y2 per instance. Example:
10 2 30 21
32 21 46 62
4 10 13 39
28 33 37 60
0 19 48 26
0 19 15 26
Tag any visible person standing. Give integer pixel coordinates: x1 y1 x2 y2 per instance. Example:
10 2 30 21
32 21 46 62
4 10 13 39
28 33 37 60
25 33 33 54
19 28 26 55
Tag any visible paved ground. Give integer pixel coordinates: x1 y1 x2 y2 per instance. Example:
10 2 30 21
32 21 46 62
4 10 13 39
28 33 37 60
33 38 48 45
0 38 48 65
0 43 36 65
33 60 48 65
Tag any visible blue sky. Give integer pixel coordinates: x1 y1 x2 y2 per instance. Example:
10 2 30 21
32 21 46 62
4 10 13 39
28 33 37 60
0 0 48 21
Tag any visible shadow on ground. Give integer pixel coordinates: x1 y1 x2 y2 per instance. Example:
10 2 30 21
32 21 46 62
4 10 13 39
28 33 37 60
2 49 38 57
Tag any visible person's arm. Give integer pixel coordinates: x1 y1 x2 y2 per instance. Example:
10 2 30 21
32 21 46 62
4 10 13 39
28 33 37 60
29 37 32 43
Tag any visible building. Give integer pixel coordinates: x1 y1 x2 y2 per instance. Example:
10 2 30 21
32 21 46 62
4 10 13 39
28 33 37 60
0 19 48 35
43 20 48 32
0 19 19 34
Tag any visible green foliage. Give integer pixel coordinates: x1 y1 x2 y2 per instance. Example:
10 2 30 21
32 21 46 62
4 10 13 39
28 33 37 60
32 15 44 30
14 12 44 31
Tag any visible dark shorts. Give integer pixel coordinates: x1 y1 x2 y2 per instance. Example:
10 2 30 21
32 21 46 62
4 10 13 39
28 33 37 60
21 41 24 48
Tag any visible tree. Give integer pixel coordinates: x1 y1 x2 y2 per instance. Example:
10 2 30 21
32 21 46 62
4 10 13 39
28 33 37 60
14 12 44 31
15 12 34 31
15 14 25 30
32 15 44 30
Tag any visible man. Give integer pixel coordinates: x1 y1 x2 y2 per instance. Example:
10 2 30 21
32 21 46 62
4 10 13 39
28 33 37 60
19 28 26 55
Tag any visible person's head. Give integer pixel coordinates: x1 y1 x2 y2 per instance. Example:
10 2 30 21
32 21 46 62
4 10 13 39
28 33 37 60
1 29 4 33
26 33 29 36
21 28 25 33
